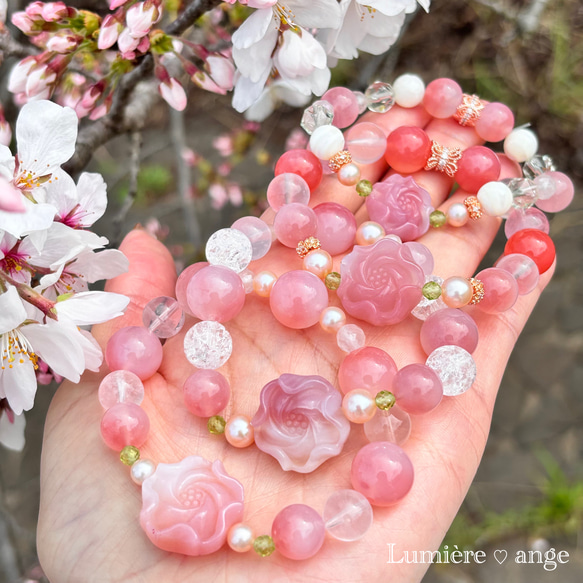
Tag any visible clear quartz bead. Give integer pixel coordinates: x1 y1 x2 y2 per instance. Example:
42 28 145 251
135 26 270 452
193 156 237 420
206 228 253 273
426 345 476 396
98 370 145 410
336 324 366 352
183 321 233 369
412 275 447 321
353 91 368 114
363 406 411 445
504 177 538 210
142 296 185 338
523 154 556 179
300 100 334 135
364 81 395 113
323 489 373 542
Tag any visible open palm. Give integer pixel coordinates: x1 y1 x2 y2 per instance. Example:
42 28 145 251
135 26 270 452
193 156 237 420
37 108 553 583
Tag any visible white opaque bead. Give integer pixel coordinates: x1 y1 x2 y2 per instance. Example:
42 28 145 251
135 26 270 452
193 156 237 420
503 128 538 163
323 489 373 542
309 125 346 160
446 203 469 227
477 181 513 217
227 523 254 553
336 324 366 352
337 162 361 186
393 74 425 108
131 459 156 485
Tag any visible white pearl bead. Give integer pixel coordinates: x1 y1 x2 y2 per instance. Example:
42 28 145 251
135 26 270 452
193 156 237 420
503 128 538 162
227 523 254 553
447 202 469 227
393 74 425 108
337 162 361 186
131 459 155 485
477 181 513 216
319 306 346 333
309 125 345 160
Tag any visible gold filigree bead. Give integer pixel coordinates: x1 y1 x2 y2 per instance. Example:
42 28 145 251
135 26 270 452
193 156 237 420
296 236 321 258
328 150 352 173
453 94 484 127
424 141 462 178
463 196 483 220
469 277 485 305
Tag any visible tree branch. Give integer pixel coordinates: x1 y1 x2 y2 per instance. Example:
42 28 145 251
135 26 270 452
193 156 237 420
0 30 38 59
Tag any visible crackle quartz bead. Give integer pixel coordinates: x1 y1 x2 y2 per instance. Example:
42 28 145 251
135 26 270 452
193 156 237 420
423 78 463 118
393 74 425 108
274 203 318 248
225 414 254 448
420 308 479 355
441 276 473 309
322 87 359 129
495 253 540 295
231 216 272 260
186 265 245 323
100 402 150 450
384 126 432 174
105 326 163 381
183 369 230 417
392 364 443 415
456 146 501 193
319 306 346 333
130 458 155 485
474 267 519 313
355 221 385 245
183 321 232 369
504 128 538 163
269 270 329 329
98 370 145 410
477 181 513 217
323 489 373 542
412 275 447 321
206 228 252 273
363 406 411 445
303 249 333 279
253 270 277 297
345 122 387 164
351 441 414 506
309 125 345 161
475 102 515 143
336 324 366 353
266 173 311 211
534 171 574 213
175 262 208 316
142 296 185 338
342 389 377 424
338 346 397 395
426 345 477 396
271 504 326 560
274 149 323 192
504 207 549 238
227 523 254 553
314 202 357 256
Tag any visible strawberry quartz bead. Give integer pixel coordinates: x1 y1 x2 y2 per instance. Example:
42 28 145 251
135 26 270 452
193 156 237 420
273 203 318 248
338 346 398 395
322 87 359 129
345 122 387 164
391 364 443 415
384 126 432 174
535 171 574 213
422 78 463 119
105 326 163 381
175 262 208 316
495 253 540 295
314 202 357 256
274 149 323 192
100 402 150 450
504 229 556 274
420 308 479 355
456 146 501 193
475 267 519 314
475 102 515 143
271 504 325 560
183 369 230 417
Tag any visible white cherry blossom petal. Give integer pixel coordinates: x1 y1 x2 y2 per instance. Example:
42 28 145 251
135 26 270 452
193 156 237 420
289 0 343 29
232 68 272 113
55 291 129 326
78 329 103 372
74 173 107 227
0 197 56 239
0 144 15 181
0 286 27 334
69 249 129 283
1 358 38 414
0 411 26 451
232 8 275 49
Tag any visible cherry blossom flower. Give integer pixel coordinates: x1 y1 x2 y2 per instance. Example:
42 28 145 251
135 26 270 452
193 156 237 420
97 14 122 50
159 78 187 111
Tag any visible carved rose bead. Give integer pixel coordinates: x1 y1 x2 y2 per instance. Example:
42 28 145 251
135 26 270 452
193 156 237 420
367 175 433 241
337 238 425 326
252 374 350 473
140 456 244 556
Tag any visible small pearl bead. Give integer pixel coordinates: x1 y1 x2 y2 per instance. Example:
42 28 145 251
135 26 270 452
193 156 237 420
447 203 469 227
356 221 385 245
441 276 473 308
227 523 254 553
504 128 538 163
319 306 346 333
303 249 333 279
477 181 513 217
253 270 277 297
393 74 426 108
342 389 377 424
131 459 155 485
309 125 345 160
337 162 361 186
225 414 254 448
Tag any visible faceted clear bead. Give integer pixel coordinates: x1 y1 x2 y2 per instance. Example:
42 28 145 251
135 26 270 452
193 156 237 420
336 324 366 352
183 321 233 369
142 296 185 338
353 91 368 114
412 275 447 321
523 154 556 179
323 489 373 542
98 370 145 410
363 406 411 445
300 100 334 135
206 228 253 273
364 81 395 113
426 345 476 396
504 177 538 210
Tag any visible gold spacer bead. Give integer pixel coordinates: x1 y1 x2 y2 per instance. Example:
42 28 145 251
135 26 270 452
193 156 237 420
328 150 352 173
253 535 275 557
120 445 140 466
463 196 483 220
469 277 485 305
296 236 321 258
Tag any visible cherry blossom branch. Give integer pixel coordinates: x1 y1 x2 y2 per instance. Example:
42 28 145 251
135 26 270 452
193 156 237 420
0 30 38 59
0 273 57 320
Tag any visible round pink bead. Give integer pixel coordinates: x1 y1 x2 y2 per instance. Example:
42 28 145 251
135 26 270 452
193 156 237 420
535 171 574 213
475 267 519 313
391 364 443 414
105 326 163 381
98 370 145 410
456 146 501 193
175 262 208 316
269 270 329 329
475 102 515 142
420 308 479 355
422 78 463 118
338 346 397 395
363 406 411 446
183 369 230 417
351 441 414 506
271 504 325 560
266 173 311 212
186 265 245 323
345 122 387 164
100 402 150 450
322 87 359 129
505 207 549 238
231 216 272 260
314 202 357 256
495 253 540 295
403 242 434 275
274 203 318 248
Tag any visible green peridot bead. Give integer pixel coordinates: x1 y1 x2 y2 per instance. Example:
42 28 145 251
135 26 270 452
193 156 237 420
422 281 442 300
375 390 396 411
325 272 341 290
208 415 226 435
120 445 140 466
356 179 373 197
253 535 275 557
430 210 447 228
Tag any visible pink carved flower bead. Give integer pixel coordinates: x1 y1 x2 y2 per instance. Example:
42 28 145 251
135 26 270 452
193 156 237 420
252 374 350 473
366 175 433 242
271 504 326 560
337 238 425 326
140 456 244 556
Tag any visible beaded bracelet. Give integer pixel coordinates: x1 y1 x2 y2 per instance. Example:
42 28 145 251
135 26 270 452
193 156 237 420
95 74 573 561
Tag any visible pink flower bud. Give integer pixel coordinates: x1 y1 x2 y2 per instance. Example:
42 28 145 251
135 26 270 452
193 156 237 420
158 78 187 111
109 0 130 9
206 55 235 91
25 2 44 20
89 103 108 120
46 34 78 53
25 63 56 99
192 71 226 96
97 15 120 50
8 57 36 94
227 184 243 206
41 2 68 22
117 27 140 53
209 183 228 209
136 35 150 53
126 1 161 38
11 12 35 33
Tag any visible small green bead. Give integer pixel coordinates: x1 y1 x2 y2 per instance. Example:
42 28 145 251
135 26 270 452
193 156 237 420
253 535 275 557
375 390 396 411
429 210 447 228
356 179 373 197
422 281 442 301
208 415 226 435
325 272 341 291
120 445 140 466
